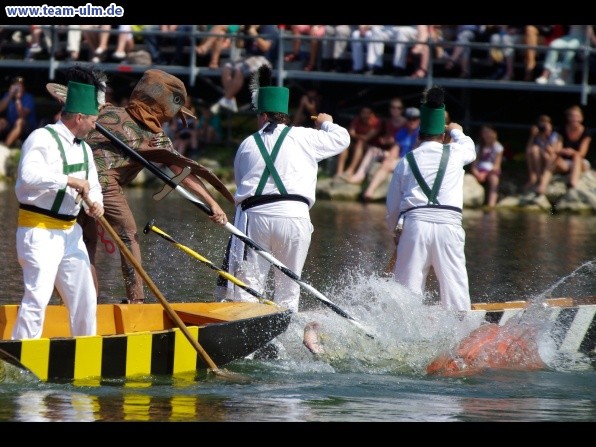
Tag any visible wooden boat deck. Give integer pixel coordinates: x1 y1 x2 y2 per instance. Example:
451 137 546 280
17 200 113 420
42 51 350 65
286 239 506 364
0 302 285 339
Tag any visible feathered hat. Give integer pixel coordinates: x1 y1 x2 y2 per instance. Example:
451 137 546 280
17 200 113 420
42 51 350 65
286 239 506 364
249 64 289 114
46 65 108 108
420 85 446 135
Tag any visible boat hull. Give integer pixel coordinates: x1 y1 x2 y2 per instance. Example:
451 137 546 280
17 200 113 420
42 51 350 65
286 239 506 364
471 298 596 359
0 302 292 382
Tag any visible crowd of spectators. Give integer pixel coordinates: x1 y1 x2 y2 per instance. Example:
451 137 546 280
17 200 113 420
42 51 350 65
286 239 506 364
2 25 594 83
0 25 593 207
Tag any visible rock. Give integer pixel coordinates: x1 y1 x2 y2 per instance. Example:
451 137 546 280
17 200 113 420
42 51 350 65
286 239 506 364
0 144 15 178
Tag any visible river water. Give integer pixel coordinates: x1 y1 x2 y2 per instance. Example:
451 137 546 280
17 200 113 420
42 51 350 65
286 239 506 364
0 184 595 422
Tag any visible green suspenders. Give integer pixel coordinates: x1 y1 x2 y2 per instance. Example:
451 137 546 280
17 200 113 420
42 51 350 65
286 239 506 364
406 144 451 205
44 126 89 214
252 126 292 196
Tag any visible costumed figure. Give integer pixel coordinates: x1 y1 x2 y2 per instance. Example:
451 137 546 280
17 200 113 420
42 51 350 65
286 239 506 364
47 67 234 303
223 65 350 312
13 81 103 339
385 86 477 311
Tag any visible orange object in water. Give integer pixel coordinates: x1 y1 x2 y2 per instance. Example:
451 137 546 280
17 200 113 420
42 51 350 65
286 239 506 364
427 323 546 377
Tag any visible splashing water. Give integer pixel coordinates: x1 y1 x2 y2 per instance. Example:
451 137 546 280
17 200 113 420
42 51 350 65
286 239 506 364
270 263 595 376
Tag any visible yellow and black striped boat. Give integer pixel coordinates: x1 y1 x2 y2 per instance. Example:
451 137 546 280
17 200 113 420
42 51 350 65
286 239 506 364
0 301 291 382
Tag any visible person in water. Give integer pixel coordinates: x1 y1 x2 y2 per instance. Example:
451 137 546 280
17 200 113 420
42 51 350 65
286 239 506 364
303 320 547 376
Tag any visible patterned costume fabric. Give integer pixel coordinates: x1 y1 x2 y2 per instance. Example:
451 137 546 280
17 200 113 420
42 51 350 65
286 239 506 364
71 69 233 302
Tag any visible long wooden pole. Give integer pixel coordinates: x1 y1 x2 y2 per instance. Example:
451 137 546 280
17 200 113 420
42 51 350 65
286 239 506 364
83 197 244 381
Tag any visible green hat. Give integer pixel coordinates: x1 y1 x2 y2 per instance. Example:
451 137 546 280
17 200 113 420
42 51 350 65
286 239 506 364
257 86 289 114
63 81 98 115
420 103 446 135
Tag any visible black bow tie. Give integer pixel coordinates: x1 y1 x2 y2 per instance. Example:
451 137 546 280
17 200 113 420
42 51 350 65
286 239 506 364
73 137 81 145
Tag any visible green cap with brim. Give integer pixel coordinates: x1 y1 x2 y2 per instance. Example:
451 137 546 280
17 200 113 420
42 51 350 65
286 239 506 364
257 86 289 114
63 81 98 115
420 103 446 135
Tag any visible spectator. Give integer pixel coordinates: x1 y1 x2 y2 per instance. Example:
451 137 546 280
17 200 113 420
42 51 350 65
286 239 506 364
321 25 354 72
346 97 407 185
195 25 240 69
359 107 420 201
470 124 504 207
81 25 110 63
524 114 562 192
488 25 524 81
112 25 134 61
350 25 430 77
211 25 279 114
0 76 38 148
283 25 326 71
196 101 222 149
536 105 592 197
444 25 484 78
523 25 563 81
334 105 382 181
535 25 596 85
292 87 322 127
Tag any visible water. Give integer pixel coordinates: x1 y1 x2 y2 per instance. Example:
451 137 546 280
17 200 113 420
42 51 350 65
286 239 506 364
1 184 595 422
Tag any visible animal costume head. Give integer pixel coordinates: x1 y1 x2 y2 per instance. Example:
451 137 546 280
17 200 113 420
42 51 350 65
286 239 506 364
419 85 446 136
126 69 196 133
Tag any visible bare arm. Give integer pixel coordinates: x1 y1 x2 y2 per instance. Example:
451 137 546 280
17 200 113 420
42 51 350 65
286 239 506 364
169 164 229 225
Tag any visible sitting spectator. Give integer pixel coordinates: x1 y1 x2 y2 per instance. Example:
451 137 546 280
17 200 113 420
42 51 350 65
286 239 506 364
346 97 407 185
196 100 222 150
350 25 430 77
334 105 382 181
81 25 110 63
0 76 37 148
470 124 504 207
112 25 134 61
211 25 279 114
196 25 240 69
536 105 592 196
523 25 564 81
488 25 524 81
359 107 421 201
524 114 562 192
292 87 322 127
535 25 596 85
321 25 354 72
444 25 484 78
283 25 326 71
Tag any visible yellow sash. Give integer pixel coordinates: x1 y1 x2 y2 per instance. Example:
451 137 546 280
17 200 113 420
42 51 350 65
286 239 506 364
18 208 76 230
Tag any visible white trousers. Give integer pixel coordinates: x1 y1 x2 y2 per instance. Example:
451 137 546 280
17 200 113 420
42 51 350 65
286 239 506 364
229 212 313 313
393 219 471 311
12 225 97 339
351 25 418 70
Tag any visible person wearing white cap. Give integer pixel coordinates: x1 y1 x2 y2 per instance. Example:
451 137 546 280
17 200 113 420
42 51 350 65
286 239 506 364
12 81 104 339
385 85 476 312
224 65 350 313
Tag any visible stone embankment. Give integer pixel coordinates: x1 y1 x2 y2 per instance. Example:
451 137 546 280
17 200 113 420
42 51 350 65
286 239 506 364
2 144 595 213
316 163 596 213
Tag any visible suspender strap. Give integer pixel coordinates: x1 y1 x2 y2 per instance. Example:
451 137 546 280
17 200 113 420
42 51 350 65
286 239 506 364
44 126 89 214
406 144 451 205
253 126 292 195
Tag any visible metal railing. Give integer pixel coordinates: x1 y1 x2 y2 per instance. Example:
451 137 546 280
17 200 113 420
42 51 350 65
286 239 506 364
1 24 595 104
